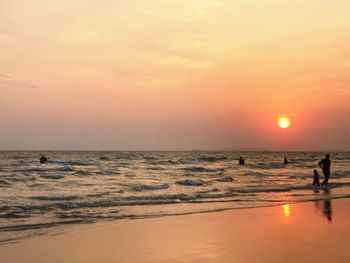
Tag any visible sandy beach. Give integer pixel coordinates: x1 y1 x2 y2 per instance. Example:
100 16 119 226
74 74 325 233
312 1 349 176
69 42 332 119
1 198 350 263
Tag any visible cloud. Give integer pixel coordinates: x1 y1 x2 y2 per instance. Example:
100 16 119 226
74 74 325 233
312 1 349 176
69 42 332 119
319 77 350 93
159 56 215 69
0 74 42 90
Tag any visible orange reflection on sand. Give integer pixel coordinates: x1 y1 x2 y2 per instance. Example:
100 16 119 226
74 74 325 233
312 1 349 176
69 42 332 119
282 204 291 218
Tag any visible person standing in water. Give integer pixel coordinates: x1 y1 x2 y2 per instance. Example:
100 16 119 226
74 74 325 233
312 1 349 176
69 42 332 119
312 169 320 186
40 154 48 163
318 154 331 186
284 156 288 165
239 157 245 165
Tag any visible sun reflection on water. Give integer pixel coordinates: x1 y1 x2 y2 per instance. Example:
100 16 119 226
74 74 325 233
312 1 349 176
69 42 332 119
282 204 291 218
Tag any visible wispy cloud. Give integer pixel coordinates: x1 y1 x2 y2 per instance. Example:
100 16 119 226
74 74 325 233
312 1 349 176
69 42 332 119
160 56 215 69
0 74 42 90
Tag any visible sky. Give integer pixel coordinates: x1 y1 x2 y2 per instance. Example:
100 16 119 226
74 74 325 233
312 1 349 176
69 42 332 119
1 0 350 151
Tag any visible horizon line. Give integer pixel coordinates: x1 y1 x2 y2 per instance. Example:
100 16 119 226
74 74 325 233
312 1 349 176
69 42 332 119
0 149 348 152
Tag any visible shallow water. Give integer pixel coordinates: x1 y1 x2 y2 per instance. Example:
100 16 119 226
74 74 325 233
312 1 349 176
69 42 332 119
1 151 349 243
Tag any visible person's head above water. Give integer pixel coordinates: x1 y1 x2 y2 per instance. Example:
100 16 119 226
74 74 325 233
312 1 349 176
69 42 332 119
325 154 330 159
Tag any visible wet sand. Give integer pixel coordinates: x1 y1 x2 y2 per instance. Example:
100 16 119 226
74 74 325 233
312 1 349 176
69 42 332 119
1 198 350 263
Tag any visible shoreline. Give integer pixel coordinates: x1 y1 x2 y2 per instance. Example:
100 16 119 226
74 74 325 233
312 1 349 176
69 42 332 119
1 198 350 262
2 193 349 245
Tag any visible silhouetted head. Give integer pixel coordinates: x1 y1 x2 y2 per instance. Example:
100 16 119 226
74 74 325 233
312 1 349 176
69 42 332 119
325 154 330 159
313 169 319 175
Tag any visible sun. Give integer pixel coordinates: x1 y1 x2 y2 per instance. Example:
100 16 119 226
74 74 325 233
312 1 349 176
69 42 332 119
277 117 291 129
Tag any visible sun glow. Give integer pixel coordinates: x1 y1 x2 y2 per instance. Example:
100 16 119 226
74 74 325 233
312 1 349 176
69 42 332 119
277 117 291 129
282 204 291 218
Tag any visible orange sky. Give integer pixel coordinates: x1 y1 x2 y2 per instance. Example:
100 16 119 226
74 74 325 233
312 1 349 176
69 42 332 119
1 0 350 150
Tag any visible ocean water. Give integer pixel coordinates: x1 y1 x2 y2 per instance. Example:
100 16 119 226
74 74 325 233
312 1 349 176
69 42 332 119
1 151 350 243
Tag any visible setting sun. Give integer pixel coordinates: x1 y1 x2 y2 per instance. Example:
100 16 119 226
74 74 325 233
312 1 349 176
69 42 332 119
278 117 291 129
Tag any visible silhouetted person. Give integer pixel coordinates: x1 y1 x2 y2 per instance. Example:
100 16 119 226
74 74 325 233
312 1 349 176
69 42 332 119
40 154 47 164
239 157 245 165
312 169 320 186
318 154 331 186
284 156 288 165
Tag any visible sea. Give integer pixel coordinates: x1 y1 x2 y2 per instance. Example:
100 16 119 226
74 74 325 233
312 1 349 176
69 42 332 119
1 151 350 243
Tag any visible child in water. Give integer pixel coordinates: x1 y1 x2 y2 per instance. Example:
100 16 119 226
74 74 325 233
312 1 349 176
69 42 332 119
312 170 320 186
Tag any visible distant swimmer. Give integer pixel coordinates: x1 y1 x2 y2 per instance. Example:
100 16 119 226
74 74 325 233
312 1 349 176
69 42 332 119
318 154 331 186
312 169 320 186
239 157 245 165
40 155 48 164
284 156 288 165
